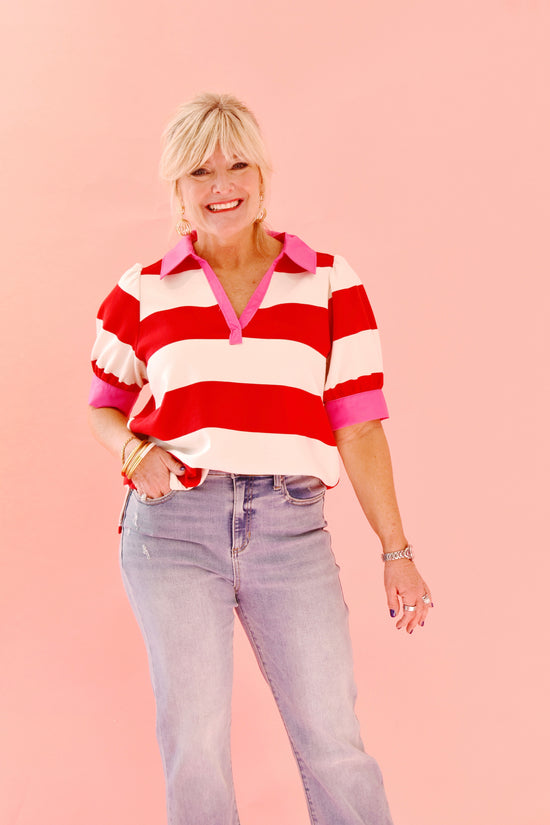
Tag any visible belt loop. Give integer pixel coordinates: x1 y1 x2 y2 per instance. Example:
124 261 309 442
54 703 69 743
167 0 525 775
273 475 282 490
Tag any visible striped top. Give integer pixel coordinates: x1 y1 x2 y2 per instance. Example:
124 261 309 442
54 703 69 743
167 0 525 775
88 231 388 488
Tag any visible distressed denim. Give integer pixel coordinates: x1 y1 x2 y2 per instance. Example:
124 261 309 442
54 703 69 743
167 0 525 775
120 473 394 825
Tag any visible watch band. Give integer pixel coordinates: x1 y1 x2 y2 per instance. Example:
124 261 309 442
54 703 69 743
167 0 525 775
381 544 414 562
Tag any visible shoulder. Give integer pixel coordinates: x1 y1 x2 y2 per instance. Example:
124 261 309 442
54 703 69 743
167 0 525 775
313 252 363 292
97 263 142 319
113 251 166 298
117 262 143 297
118 248 169 288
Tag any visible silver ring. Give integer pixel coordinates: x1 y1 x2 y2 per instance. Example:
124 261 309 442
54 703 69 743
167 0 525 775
422 594 431 604
403 604 417 612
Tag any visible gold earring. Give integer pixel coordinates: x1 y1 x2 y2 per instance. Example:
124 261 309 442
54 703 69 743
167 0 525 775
176 203 193 236
255 192 267 223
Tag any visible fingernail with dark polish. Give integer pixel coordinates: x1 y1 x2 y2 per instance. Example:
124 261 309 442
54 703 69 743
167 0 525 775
408 629 413 634
421 621 425 626
431 602 434 607
390 609 396 617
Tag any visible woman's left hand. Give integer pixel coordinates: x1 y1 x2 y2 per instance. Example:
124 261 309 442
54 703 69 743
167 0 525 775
384 559 432 633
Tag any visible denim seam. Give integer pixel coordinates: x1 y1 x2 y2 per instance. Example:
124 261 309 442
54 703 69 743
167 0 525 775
232 549 241 594
117 487 132 533
233 478 254 555
235 600 320 825
230 476 238 556
241 478 253 552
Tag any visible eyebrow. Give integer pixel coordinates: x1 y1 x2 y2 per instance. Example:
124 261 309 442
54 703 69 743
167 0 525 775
195 154 245 168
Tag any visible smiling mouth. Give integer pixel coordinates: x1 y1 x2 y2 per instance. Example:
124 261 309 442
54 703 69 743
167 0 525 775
206 199 242 212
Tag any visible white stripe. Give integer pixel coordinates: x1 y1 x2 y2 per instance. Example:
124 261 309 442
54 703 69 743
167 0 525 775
262 269 329 308
148 429 340 487
329 255 366 292
140 267 217 318
117 263 142 300
91 323 146 386
325 329 383 392
146 337 326 405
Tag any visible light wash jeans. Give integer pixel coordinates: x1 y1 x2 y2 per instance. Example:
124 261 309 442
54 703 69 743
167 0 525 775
120 472 394 825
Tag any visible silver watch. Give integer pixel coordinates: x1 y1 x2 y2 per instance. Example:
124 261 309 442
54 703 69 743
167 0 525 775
381 544 414 562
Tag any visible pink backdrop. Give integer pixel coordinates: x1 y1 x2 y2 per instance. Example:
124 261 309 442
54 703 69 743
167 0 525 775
2 2 549 823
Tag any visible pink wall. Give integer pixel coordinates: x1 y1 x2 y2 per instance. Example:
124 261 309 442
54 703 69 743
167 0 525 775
2 2 549 823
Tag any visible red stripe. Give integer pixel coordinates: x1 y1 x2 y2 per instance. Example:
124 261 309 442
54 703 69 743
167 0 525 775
316 252 335 268
131 382 336 445
274 254 310 273
92 362 143 394
141 259 163 275
138 303 331 360
139 306 228 360
98 285 139 347
272 251 334 272
245 304 330 354
143 257 201 276
330 285 377 340
323 373 384 403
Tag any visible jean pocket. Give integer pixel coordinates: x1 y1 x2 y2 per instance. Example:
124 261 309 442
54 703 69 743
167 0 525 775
281 475 326 505
133 489 177 505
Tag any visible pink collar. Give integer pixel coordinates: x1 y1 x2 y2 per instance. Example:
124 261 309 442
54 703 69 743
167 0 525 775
159 230 317 279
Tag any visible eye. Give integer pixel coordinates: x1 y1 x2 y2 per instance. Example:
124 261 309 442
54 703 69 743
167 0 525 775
190 167 209 177
232 161 249 170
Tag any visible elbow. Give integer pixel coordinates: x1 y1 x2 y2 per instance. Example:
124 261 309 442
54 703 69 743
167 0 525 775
334 418 383 446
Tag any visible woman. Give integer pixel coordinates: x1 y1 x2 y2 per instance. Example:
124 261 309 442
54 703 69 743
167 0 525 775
88 92 432 825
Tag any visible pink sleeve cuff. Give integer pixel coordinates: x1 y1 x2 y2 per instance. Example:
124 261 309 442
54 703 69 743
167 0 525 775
325 389 389 431
88 375 139 416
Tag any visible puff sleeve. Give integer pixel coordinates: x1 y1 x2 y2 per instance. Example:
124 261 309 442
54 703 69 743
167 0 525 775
88 264 148 416
323 255 389 430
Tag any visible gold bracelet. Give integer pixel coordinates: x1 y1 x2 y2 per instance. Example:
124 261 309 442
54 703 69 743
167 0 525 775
121 435 138 464
123 440 149 477
124 443 151 478
125 441 156 479
121 440 147 476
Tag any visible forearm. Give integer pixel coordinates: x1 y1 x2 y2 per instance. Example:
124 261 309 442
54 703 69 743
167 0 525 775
87 406 141 462
334 419 407 554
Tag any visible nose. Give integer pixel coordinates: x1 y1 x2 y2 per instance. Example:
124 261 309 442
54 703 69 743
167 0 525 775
212 168 233 194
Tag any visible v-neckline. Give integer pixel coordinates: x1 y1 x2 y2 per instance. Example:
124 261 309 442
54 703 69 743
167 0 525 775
195 243 286 345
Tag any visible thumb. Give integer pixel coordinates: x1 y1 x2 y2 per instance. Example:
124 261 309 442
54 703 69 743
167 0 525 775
387 587 400 619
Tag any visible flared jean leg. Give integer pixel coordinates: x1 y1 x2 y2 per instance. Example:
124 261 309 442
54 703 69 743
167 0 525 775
232 478 394 825
120 488 241 825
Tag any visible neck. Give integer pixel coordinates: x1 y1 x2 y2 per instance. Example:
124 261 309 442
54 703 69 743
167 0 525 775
194 226 266 270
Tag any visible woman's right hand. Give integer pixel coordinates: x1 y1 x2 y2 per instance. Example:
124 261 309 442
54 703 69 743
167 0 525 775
128 442 184 499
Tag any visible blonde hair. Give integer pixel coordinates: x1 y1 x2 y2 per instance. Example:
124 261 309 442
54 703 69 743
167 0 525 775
159 93 273 251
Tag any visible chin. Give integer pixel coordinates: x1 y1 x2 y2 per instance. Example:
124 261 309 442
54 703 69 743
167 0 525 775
206 218 255 238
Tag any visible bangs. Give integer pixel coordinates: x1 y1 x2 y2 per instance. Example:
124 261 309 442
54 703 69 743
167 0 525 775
180 109 265 175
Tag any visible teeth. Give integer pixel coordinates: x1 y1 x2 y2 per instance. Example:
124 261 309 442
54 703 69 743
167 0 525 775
208 200 240 212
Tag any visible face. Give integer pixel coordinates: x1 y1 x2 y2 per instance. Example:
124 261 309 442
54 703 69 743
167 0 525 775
178 145 263 243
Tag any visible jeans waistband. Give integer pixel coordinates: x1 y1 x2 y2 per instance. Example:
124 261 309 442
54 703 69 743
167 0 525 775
207 469 279 476
207 470 283 488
